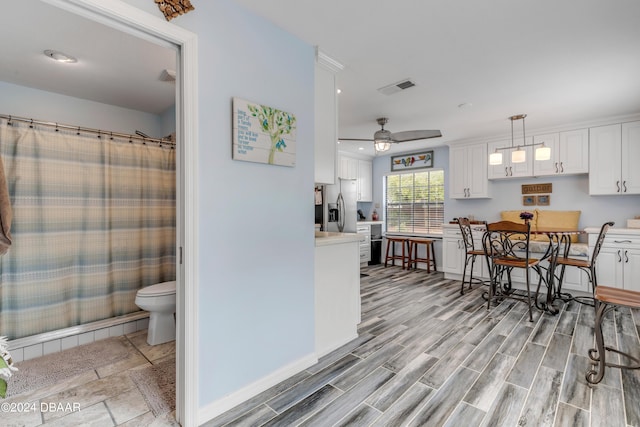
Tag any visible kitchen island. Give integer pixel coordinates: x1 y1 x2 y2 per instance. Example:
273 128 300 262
315 231 364 356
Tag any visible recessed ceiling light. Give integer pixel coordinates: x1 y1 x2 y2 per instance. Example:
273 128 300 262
358 147 364 150
44 49 77 63
336 88 342 94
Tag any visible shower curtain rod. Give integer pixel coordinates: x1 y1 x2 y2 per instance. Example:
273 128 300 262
0 114 176 147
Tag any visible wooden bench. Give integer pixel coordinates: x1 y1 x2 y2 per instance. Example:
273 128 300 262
586 285 640 385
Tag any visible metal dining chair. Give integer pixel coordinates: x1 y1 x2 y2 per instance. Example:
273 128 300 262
552 221 614 304
458 218 488 295
482 220 543 322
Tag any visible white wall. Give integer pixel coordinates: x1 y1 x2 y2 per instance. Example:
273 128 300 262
122 0 317 408
0 81 165 136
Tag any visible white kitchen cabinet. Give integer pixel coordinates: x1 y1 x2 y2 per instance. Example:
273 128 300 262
338 153 358 180
357 224 371 263
449 143 489 198
315 233 361 356
533 129 588 176
487 138 534 179
592 230 640 292
338 153 373 201
357 160 373 202
314 63 338 184
442 225 486 278
589 121 640 195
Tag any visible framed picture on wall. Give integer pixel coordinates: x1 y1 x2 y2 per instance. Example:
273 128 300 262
523 195 535 206
536 195 550 206
390 150 434 171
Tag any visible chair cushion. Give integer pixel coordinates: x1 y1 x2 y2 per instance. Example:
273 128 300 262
535 209 581 243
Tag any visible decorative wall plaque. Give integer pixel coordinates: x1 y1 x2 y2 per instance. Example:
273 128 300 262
522 183 552 194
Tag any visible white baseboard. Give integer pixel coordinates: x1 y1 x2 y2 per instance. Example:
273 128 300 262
198 352 318 425
316 333 358 359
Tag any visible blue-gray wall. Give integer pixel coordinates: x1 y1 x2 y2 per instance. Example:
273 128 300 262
0 81 166 136
371 144 640 231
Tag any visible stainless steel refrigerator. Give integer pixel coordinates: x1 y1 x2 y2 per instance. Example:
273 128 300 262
326 178 357 233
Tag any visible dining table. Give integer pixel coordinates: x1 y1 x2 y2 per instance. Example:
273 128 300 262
530 228 586 315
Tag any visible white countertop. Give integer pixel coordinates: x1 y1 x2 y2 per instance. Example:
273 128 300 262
315 231 364 246
584 227 640 235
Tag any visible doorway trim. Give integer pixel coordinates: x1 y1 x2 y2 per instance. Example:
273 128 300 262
43 1 199 426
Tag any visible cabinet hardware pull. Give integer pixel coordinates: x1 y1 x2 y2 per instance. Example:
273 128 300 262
614 240 632 244
555 162 558 173
616 180 620 192
623 181 627 192
617 250 622 262
505 167 508 177
625 250 629 263
509 167 513 176
560 162 564 173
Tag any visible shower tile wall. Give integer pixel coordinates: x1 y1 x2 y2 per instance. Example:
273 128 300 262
9 317 149 363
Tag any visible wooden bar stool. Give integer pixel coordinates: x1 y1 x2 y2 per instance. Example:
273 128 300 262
384 236 409 268
407 238 437 272
586 285 640 385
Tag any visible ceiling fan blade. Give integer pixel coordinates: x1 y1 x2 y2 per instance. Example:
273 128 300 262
338 137 374 141
390 130 442 142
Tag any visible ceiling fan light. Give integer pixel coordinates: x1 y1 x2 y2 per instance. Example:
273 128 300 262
374 140 391 152
489 151 503 165
535 145 551 161
512 148 526 163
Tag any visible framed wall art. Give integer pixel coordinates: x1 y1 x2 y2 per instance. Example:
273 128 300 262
523 195 535 206
390 150 434 172
232 97 297 167
536 195 550 206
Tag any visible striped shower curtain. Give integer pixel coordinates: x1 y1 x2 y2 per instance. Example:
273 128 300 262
0 118 176 340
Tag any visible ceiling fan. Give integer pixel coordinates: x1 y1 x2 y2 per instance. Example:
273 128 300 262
339 117 442 153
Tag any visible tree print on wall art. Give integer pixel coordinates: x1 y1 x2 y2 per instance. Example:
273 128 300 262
232 98 297 167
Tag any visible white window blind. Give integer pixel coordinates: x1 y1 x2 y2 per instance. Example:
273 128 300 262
385 170 444 234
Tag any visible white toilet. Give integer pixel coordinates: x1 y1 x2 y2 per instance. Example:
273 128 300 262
135 281 176 345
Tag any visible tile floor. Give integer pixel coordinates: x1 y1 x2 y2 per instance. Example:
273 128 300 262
2 330 177 427
204 265 640 427
4 265 640 427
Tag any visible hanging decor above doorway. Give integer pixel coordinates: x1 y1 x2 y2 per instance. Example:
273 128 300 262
155 0 195 21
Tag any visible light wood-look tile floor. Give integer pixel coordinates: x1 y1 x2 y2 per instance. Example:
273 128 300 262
204 265 640 427
1 330 177 427
5 265 640 426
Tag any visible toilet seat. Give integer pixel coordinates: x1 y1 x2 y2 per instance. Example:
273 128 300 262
137 281 176 297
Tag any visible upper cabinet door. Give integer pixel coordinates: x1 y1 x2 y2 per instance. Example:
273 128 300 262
314 64 337 184
533 130 588 176
589 124 622 195
558 129 589 175
622 120 640 194
533 133 559 176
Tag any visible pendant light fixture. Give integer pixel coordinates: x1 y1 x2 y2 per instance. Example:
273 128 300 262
488 114 550 165
510 114 527 164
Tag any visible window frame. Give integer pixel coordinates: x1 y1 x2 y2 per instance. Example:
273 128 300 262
383 168 445 236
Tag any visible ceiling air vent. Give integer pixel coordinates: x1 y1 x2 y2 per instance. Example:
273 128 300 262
377 78 416 96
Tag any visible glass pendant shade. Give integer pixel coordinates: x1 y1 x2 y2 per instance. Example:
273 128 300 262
511 148 526 163
535 145 551 161
374 140 391 152
489 151 503 165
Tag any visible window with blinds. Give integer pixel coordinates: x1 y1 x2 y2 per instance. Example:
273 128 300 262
385 170 444 234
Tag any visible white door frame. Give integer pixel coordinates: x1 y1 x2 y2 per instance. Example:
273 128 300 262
42 1 199 425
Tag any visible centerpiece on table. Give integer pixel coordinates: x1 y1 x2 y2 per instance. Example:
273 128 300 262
520 211 534 225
